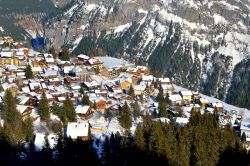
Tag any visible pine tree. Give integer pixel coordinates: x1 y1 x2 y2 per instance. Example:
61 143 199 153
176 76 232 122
119 102 132 130
49 46 57 59
82 94 90 105
134 124 145 151
156 88 164 103
93 101 97 110
25 64 33 79
59 48 70 61
128 86 134 97
133 101 140 119
241 132 246 143
104 108 111 121
63 95 76 122
37 92 50 121
23 116 34 142
2 89 24 145
158 101 167 117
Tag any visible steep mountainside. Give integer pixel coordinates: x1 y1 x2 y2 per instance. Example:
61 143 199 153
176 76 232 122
0 0 72 40
8 0 250 109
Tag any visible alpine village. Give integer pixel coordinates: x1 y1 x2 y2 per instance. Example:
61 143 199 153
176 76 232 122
0 35 249 166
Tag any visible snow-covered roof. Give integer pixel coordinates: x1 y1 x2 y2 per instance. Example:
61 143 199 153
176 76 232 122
180 90 193 96
159 77 170 83
212 102 223 108
64 66 74 74
77 54 89 60
142 75 154 82
200 97 209 103
169 94 182 102
134 83 146 91
21 87 30 93
175 117 189 126
95 56 127 69
75 105 90 114
32 67 42 72
66 122 89 139
17 96 30 105
0 51 13 58
161 84 174 90
16 104 31 114
44 53 55 63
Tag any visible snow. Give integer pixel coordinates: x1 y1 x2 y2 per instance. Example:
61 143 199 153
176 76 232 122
138 9 148 14
72 35 83 50
111 23 132 34
95 56 128 69
0 26 4 32
213 14 228 24
34 133 45 151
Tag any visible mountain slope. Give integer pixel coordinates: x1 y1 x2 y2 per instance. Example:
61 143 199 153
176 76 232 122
46 0 250 109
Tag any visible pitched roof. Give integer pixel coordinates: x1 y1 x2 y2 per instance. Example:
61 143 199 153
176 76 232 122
66 122 89 139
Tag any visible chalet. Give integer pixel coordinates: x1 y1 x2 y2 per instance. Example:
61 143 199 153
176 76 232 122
77 54 89 62
134 83 147 95
17 96 36 106
158 77 171 84
89 94 107 110
82 81 100 90
44 53 55 64
32 66 43 75
211 102 223 113
1 83 19 96
29 82 42 92
161 84 174 95
75 105 93 119
66 122 90 141
48 78 61 86
168 94 182 105
16 105 33 119
0 57 19 67
200 98 209 108
85 58 103 70
63 66 75 76
180 90 193 102
126 66 149 75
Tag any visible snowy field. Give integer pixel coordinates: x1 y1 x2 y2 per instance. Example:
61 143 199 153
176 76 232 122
95 56 129 69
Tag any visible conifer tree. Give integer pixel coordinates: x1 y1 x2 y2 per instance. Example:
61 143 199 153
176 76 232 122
104 108 111 121
2 89 24 145
82 94 90 105
119 102 132 130
134 124 145 151
63 95 76 122
241 132 246 143
23 116 34 142
158 101 167 117
25 64 33 79
37 92 50 121
133 101 140 119
156 88 164 103
93 101 97 110
128 86 134 97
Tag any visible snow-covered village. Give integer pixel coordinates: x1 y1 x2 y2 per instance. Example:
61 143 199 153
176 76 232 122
0 36 250 165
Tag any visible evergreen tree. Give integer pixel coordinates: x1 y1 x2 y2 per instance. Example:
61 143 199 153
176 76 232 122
49 46 57 59
104 108 111 121
133 101 140 119
128 86 134 97
63 95 76 122
23 116 34 142
2 89 24 145
25 64 33 79
156 88 164 103
93 101 97 110
158 101 167 117
82 94 90 105
37 92 50 121
119 102 132 130
59 48 70 61
241 132 246 143
134 124 145 151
